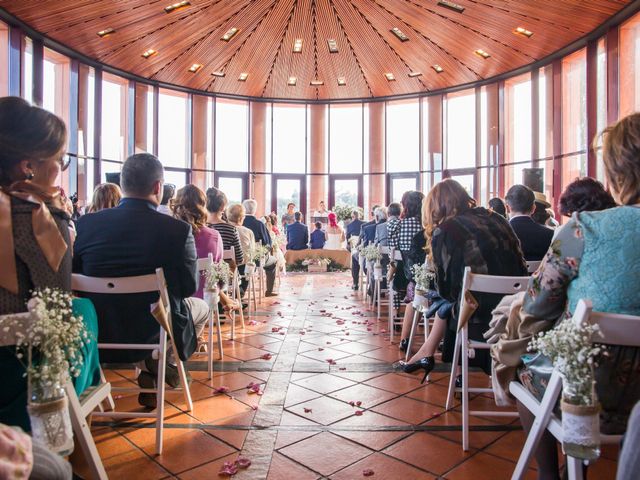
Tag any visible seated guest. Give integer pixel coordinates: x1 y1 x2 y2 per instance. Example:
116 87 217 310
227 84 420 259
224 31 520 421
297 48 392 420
242 199 278 296
494 113 640 479
558 177 616 218
227 203 255 295
378 202 401 246
396 179 526 380
488 197 507 218
361 205 383 247
205 187 244 268
505 184 553 261
532 191 559 228
157 183 175 215
286 212 309 250
372 206 389 245
74 154 210 407
309 222 326 249
87 182 121 213
346 210 364 290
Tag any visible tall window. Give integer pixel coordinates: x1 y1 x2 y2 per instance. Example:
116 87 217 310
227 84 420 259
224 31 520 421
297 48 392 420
0 21 9 96
505 73 532 186
23 37 33 104
387 99 419 172
620 12 640 117
562 48 587 191
329 104 362 173
101 73 128 162
446 90 476 170
272 104 306 173
215 98 248 172
158 89 189 168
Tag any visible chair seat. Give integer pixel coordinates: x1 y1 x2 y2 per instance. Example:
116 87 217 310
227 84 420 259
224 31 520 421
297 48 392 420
78 383 112 418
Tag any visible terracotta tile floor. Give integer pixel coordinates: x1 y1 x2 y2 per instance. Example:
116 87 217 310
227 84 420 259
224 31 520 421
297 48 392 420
80 272 619 479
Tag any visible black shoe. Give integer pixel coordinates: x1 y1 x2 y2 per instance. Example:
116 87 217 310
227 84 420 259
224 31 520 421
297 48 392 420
455 374 462 388
265 291 278 297
399 338 409 352
352 284 359 290
145 357 191 389
401 356 435 384
137 371 157 408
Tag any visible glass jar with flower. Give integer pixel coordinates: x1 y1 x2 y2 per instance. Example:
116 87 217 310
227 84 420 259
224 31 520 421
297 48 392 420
204 260 232 307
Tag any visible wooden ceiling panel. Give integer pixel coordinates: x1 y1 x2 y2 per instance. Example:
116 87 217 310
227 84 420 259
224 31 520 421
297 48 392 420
0 0 631 100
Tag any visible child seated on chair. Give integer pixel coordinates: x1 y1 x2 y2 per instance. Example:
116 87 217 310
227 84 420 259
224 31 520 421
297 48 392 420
309 222 326 249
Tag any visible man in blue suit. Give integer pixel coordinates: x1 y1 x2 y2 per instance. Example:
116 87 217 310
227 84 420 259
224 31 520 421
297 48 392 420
286 212 309 250
346 210 365 290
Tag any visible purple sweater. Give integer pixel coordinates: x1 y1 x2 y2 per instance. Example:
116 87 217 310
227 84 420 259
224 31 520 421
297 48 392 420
194 226 223 299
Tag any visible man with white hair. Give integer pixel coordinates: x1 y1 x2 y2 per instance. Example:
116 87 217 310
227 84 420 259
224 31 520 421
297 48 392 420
242 199 277 296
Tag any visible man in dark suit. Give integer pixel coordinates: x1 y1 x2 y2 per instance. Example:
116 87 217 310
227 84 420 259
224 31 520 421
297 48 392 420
361 205 381 247
242 199 278 296
286 212 309 250
73 154 209 407
346 210 365 290
505 184 553 261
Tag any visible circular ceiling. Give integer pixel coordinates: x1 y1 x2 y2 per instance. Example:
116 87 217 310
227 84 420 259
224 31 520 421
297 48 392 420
0 0 630 100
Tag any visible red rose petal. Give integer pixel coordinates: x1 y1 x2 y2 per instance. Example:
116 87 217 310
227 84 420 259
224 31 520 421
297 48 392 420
304 408 313 413
235 457 251 469
214 386 230 394
363 468 375 476
260 353 273 360
354 410 364 416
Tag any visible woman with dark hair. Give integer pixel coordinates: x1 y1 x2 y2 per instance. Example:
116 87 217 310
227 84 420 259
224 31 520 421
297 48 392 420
558 177 616 217
488 197 507 218
205 187 244 267
87 182 121 213
396 179 526 381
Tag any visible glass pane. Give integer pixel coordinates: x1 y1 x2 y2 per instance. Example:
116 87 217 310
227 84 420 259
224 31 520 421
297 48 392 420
215 99 248 172
146 88 155 154
163 170 187 191
596 38 607 182
391 177 417 203
43 59 56 113
276 179 301 219
505 73 532 187
273 104 306 173
451 175 474 197
330 104 363 173
217 177 243 206
158 89 189 168
620 11 640 117
333 179 359 209
387 100 419 172
446 90 476 169
23 38 33 104
101 75 126 161
562 49 587 154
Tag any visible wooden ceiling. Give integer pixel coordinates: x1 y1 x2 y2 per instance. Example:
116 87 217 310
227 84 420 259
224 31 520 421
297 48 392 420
0 0 630 100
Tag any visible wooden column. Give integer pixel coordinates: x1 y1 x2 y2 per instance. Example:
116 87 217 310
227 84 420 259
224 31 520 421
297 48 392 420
250 101 267 217
191 94 208 191
586 40 598 177
368 102 385 209
309 103 327 213
485 85 500 199
134 83 148 153
427 94 443 186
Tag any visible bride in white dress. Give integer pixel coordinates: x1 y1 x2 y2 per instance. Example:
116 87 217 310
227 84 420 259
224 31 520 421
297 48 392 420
325 212 346 250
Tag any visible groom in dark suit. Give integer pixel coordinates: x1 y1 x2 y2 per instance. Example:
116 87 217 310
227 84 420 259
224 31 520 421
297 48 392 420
73 153 209 407
286 212 309 250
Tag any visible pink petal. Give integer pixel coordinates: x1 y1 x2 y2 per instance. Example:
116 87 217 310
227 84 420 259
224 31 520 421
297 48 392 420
318 348 324 351
339 367 347 371
349 401 355 406
356 401 362 407
214 386 230 394
235 457 252 469
261 353 273 360
363 468 375 476
250 405 258 410
354 410 364 416
304 408 313 413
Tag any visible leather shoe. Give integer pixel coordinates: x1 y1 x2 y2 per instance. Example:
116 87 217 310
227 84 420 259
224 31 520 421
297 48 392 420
137 371 157 408
145 357 191 389
265 292 278 297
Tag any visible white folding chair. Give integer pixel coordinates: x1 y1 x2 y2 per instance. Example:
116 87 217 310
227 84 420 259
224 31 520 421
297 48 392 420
373 246 391 320
445 266 531 451
526 260 541 274
510 299 639 480
221 247 242 339
388 249 404 342
72 269 193 455
196 254 224 375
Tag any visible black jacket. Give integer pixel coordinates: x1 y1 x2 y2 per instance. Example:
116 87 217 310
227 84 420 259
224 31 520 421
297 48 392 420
509 215 554 261
73 198 198 363
243 215 272 247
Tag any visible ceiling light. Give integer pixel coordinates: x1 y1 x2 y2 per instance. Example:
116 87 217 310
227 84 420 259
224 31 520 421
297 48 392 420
293 39 303 53
310 79 324 86
238 73 249 81
97 28 115 38
141 49 157 59
287 76 297 86
337 77 346 86
390 27 409 42
431 64 444 73
474 49 490 59
327 39 339 53
188 63 202 73
164 1 190 13
211 71 225 77
437 1 465 13
221 27 239 42
513 26 533 38
385 72 395 81
408 71 422 77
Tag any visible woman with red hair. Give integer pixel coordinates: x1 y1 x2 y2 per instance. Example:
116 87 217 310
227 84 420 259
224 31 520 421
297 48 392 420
325 212 345 249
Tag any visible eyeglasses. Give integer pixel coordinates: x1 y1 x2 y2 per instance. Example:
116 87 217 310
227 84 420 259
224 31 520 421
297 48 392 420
59 154 71 172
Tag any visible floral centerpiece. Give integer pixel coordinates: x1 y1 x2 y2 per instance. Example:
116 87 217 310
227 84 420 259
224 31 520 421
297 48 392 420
272 233 286 251
361 244 382 263
411 262 435 309
204 260 232 306
0 288 89 455
528 317 604 460
302 257 331 272
332 205 364 223
246 244 270 274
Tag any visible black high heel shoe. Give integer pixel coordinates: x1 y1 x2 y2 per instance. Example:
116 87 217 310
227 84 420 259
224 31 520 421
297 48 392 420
396 356 435 384
398 338 409 352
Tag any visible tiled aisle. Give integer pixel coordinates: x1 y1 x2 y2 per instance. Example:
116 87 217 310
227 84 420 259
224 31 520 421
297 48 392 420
87 272 619 479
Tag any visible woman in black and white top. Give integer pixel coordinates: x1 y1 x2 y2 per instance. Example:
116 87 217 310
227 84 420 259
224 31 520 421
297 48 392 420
205 187 244 268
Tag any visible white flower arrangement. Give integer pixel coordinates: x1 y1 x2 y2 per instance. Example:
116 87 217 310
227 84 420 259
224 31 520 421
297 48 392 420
0 289 89 400
272 233 286 250
204 260 232 290
528 318 603 406
302 257 331 267
361 244 382 262
411 262 435 292
247 244 270 264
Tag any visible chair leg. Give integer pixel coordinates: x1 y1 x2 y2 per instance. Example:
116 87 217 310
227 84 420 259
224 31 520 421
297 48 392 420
98 367 115 412
405 309 421 362
230 310 236 341
214 307 224 360
155 333 167 455
207 310 214 379
566 457 584 480
461 326 470 452
446 332 462 410
176 359 193 412
236 280 245 329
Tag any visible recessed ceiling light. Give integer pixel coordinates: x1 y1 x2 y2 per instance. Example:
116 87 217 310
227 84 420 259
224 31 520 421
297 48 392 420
142 49 157 59
310 79 324 86
293 39 303 53
513 26 533 38
164 1 190 13
238 72 249 81
327 39 339 53
408 71 422 77
385 72 395 81
337 77 346 86
188 63 202 73
474 49 490 59
287 76 297 86
437 1 465 13
390 27 409 42
97 28 115 38
432 64 444 73
211 71 225 77
221 27 239 42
